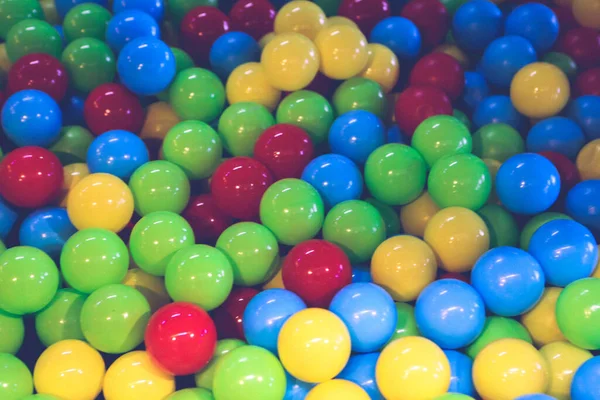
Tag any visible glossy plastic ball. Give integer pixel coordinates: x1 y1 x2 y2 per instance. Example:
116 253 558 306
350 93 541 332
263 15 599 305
527 117 585 160
400 191 440 238
477 204 519 248
411 116 471 168
273 0 326 40
7 53 68 102
225 62 282 111
217 102 275 157
0 309 24 354
521 286 566 345
463 72 489 112
84 83 144 136
472 95 523 131
577 140 600 181
505 3 559 53
276 90 334 145
113 0 164 21
87 130 149 179
571 356 600 400
452 0 502 52
395 86 453 136
401 0 449 48
328 110 385 165
5 19 62 62
359 43 399 94
556 278 600 350
466 316 532 359
472 123 524 163
369 17 421 60
212 287 258 340
0 0 44 40
229 0 275 40
182 194 233 245
306 380 369 400
61 37 116 93
338 353 381 399
180 6 230 66
566 180 600 231
35 288 86 347
575 67 600 97
445 350 475 397
539 341 591 400
333 77 387 119
409 52 464 100
481 36 537 88
106 10 160 53
169 67 225 122
209 31 260 79
567 95 600 140
62 3 111 43
55 0 107 18
18 207 74 260
314 25 368 80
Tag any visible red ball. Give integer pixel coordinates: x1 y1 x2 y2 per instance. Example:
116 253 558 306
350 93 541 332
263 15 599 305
180 6 230 66
211 287 259 340
395 85 453 136
0 146 63 208
182 194 233 244
229 0 275 41
145 302 217 376
253 124 314 180
439 272 470 284
401 0 449 48
210 156 273 220
282 239 352 308
409 52 464 100
84 83 144 136
7 53 68 102
538 151 580 192
575 68 600 97
338 0 391 36
559 27 600 69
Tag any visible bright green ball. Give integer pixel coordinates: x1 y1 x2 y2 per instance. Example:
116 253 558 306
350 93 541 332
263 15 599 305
169 68 225 122
332 77 387 119
166 388 214 400
366 197 401 237
129 160 190 216
0 309 24 354
0 353 33 400
276 90 334 145
556 278 600 350
387 302 420 344
218 103 275 157
477 204 519 248
62 37 115 93
434 394 475 400
465 316 532 359
411 115 472 168
35 289 86 347
80 284 151 354
520 212 572 251
165 244 234 311
0 0 44 40
129 211 195 276
6 19 62 62
157 47 195 101
63 3 111 43
260 178 324 246
364 143 427 206
472 123 524 162
20 395 62 400
50 126 94 165
195 339 246 390
168 0 218 24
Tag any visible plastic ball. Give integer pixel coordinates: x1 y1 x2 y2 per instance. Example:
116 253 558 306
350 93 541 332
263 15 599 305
337 0 390 35
86 130 149 179
465 316 533 359
395 86 453 136
571 356 600 400
0 353 31 400
35 288 86 347
55 0 107 18
520 212 571 251
166 388 213 400
306 380 370 400
366 197 401 237
61 38 116 93
182 194 233 245
328 110 384 164
180 6 230 66
122 267 170 312
7 53 68 102
567 95 600 140
195 339 246 391
314 25 368 80
139 101 180 141
444 350 475 397
84 83 144 136
274 0 326 40
0 309 24 354
0 0 44 40
338 353 381 399
556 278 600 350
212 287 259 340
62 3 111 43
472 123 523 163
209 32 260 79
332 77 387 119
229 0 275 40
17 207 75 259
452 0 502 52
359 43 399 94
400 191 440 238
434 395 474 400
106 10 160 53
577 140 600 181
480 36 537 88
575 67 600 97
472 95 524 131
527 117 585 160
477 204 519 248
543 50 578 79
401 0 449 48
505 3 559 53
276 90 334 145
51 126 94 165
462 72 489 112
369 17 421 61
566 180 600 231
540 341 592 400
217 102 275 157
0 199 17 240
169 67 225 122
409 53 464 101
113 0 164 22
225 62 281 111
5 20 62 62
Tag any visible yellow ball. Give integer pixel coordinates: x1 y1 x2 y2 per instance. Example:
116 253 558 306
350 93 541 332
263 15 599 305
103 351 175 400
376 336 451 400
325 16 359 29
278 308 351 383
122 268 171 313
34 340 105 400
521 287 565 346
433 45 469 69
510 62 570 119
0 43 12 75
140 102 180 141
473 339 549 400
400 191 440 238
261 33 320 92
307 380 370 400
274 0 326 40
371 235 437 302
67 173 134 233
314 25 368 80
576 139 600 181
359 44 399 94
226 62 282 111
424 207 490 273
573 0 600 28
39 0 60 25
57 163 90 207
540 341 592 400
593 246 600 278
263 259 285 290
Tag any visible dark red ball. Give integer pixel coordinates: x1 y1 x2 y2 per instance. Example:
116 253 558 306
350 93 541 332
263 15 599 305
7 53 68 102
409 52 464 100
401 0 449 48
575 68 600 97
559 27 600 69
551 5 578 33
395 85 453 136
282 239 352 308
182 194 233 244
180 6 230 66
211 287 259 340
229 0 275 41
538 151 580 192
0 147 63 208
145 302 217 376
210 156 273 220
84 83 144 136
439 272 470 284
338 0 391 36
304 72 336 98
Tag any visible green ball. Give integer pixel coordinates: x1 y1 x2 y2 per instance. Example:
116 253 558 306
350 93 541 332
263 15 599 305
520 212 572 251
332 77 387 119
472 123 524 162
0 246 59 315
323 200 386 263
438 0 469 14
195 339 246 390
35 288 86 347
165 244 234 311
62 3 111 43
5 19 62 62
218 103 275 157
0 353 33 400
465 316 532 359
61 37 115 93
477 204 519 248
157 47 195 101
260 178 324 246
276 90 334 146
556 278 600 350
313 0 342 16
50 126 94 165
387 302 420 344
453 109 471 131
61 228 129 294
213 346 286 400
434 394 474 400
80 284 151 354
169 68 225 122
20 395 62 400
130 211 195 276
163 121 222 179
543 52 578 80
364 143 427 206
129 160 191 216
168 0 218 24
365 197 401 237
166 388 214 400
0 309 24 354
411 115 472 168
0 0 44 40
428 153 491 210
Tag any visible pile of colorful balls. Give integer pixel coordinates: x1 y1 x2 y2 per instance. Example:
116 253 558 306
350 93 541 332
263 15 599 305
2 0 600 399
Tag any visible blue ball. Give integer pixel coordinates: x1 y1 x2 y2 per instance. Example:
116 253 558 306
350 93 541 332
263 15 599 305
462 71 489 112
55 0 108 18
86 130 149 179
386 125 406 144
113 0 164 22
329 283 396 353
284 372 314 400
452 0 503 52
529 219 598 287
117 37 176 96
301 154 363 209
106 10 160 53
473 95 524 131
209 32 261 79
444 350 475 397
0 198 17 240
18 207 77 260
415 279 485 349
242 289 306 354
61 92 86 127
526 117 586 160
471 246 545 316
352 265 372 283
54 25 66 45
480 36 537 88
567 180 600 232
571 356 600 400
329 110 385 164
515 395 558 400
505 3 559 53
338 353 383 400
567 95 600 140
496 153 561 215
370 17 421 61
2 90 62 148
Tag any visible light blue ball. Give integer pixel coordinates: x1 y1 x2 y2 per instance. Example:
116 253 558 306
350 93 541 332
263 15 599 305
106 10 160 53
444 350 475 397
515 395 558 400
370 17 421 60
18 207 77 260
505 3 559 53
567 180 600 232
113 0 164 22
329 110 385 164
209 32 261 79
463 71 489 112
526 117 586 160
338 353 383 400
480 36 537 88
571 356 600 400
352 265 372 283
284 372 314 400
86 130 149 179
567 95 600 140
473 95 524 131
452 0 503 52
